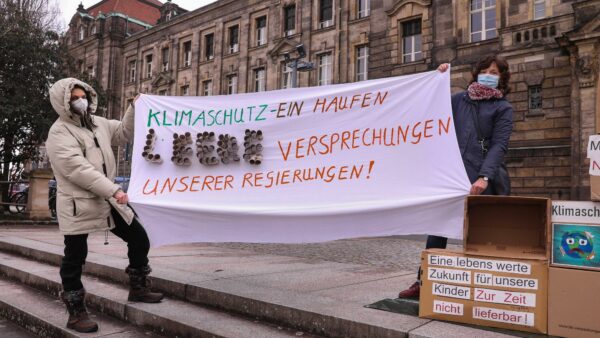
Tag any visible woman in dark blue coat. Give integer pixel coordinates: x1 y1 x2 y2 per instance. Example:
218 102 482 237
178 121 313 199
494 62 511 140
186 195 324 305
398 55 514 298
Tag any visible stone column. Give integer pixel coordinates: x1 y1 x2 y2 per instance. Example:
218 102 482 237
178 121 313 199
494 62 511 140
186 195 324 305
25 169 53 220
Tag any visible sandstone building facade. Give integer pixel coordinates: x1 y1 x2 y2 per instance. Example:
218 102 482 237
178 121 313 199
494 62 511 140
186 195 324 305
65 0 600 200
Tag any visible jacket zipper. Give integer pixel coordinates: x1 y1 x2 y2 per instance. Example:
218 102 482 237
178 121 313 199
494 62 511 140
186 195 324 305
72 200 77 216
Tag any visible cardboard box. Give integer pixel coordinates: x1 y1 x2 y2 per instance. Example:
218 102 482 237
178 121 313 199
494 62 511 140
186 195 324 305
419 249 548 334
548 267 600 338
464 196 551 260
551 223 600 271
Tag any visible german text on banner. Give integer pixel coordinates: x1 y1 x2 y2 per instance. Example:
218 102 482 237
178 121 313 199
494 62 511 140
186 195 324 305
129 70 471 247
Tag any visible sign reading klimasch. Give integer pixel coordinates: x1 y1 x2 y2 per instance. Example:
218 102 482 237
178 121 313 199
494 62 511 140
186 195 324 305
128 70 471 247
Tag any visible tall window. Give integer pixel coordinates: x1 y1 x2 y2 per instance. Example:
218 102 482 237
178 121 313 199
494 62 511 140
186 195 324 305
256 16 267 46
319 0 333 28
183 41 192 67
204 33 214 60
145 54 153 78
281 63 293 89
203 80 212 96
528 85 542 110
181 85 189 96
228 26 239 54
161 48 169 71
356 45 368 81
470 0 496 42
284 5 296 36
402 20 422 63
254 68 266 92
79 26 85 41
87 65 95 78
90 24 96 35
357 0 370 18
226 74 238 94
533 0 545 20
128 60 136 83
318 53 332 86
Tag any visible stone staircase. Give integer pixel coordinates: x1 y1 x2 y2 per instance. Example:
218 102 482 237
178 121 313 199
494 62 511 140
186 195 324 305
0 234 519 338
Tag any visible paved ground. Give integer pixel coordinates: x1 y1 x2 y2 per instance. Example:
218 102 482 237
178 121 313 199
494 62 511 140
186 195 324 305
0 225 461 272
206 235 462 271
0 316 38 338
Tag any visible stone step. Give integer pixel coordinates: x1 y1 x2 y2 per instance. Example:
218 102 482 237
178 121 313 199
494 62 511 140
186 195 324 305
0 235 518 338
0 236 422 337
0 274 161 338
0 250 312 338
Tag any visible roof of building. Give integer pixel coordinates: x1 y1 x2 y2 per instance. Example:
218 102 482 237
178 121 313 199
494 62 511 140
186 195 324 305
86 0 163 25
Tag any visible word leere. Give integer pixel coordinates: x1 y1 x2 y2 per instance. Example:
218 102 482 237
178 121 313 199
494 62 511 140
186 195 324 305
141 129 264 166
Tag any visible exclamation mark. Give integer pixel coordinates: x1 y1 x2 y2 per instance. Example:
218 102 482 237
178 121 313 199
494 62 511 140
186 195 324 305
367 160 375 179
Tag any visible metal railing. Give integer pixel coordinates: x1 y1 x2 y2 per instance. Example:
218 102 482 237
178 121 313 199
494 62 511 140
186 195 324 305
0 181 29 214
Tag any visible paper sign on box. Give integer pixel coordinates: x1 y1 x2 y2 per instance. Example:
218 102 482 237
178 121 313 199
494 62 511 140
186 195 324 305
419 249 548 334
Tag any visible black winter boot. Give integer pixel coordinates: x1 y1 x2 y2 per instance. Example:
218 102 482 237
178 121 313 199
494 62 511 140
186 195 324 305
126 265 164 303
60 288 98 333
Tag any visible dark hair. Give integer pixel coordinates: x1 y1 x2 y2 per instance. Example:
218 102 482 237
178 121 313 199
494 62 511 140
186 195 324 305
72 84 97 129
470 55 511 95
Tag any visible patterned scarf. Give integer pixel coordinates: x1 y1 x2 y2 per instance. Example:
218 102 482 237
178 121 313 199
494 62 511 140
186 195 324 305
467 81 504 101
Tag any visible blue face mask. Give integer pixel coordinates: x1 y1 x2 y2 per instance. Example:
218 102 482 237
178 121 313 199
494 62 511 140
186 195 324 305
477 74 500 89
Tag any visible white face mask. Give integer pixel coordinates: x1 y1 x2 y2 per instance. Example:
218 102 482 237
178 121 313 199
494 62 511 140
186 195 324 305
70 98 88 114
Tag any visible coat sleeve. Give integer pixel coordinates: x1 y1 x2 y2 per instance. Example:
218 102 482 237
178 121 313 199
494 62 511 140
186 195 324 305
478 103 513 180
108 104 135 146
46 126 121 199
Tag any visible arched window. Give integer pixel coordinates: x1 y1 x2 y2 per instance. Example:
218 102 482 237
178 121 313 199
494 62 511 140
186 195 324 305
79 25 85 41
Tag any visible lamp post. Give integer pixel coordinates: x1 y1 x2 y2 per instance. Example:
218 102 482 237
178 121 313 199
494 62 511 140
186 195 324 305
284 44 314 88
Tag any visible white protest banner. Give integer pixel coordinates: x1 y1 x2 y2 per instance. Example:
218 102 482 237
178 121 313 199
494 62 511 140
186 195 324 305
588 135 600 175
128 70 471 246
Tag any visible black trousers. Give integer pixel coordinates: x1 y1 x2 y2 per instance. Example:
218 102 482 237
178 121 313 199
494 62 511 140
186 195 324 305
60 208 150 291
417 235 448 280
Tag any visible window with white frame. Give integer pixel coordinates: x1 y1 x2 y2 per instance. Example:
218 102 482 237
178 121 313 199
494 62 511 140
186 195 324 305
79 26 85 40
203 80 212 96
128 60 136 83
402 20 422 63
281 63 293 89
228 26 239 54
533 0 545 20
161 48 169 71
284 5 296 36
319 0 333 28
254 68 266 92
226 75 238 94
145 54 153 78
90 24 96 35
256 16 267 46
183 41 192 67
318 53 332 86
470 0 496 42
357 0 370 19
356 45 368 81
181 85 189 96
204 33 214 60
159 89 167 96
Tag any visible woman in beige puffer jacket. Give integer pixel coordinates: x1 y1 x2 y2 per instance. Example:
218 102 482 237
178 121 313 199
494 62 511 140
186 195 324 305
46 78 162 333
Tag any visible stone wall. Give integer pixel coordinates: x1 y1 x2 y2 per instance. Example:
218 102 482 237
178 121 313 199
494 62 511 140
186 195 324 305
65 0 600 197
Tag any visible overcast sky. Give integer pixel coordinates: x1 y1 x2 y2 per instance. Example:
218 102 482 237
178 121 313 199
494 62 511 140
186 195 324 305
58 0 217 30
